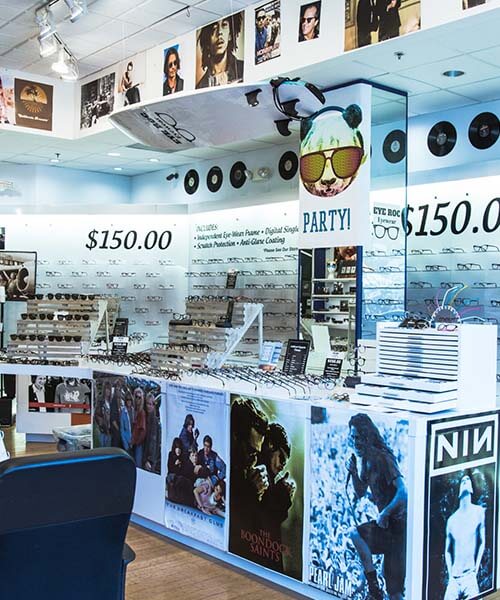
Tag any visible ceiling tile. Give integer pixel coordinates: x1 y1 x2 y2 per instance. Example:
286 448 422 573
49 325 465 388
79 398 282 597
165 6 221 30
433 12 500 53
397 54 500 89
371 73 439 96
57 12 111 37
193 0 246 16
449 75 500 103
89 0 151 19
408 90 478 115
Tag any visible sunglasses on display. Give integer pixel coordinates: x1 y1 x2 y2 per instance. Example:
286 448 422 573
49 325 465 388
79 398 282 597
300 146 364 182
442 247 465 254
36 293 95 301
45 271 62 277
410 281 433 288
440 282 464 289
121 272 137 277
491 300 500 307
71 271 88 277
411 249 435 255
474 282 498 288
399 316 430 329
457 263 482 271
454 298 479 306
436 323 459 332
11 334 82 342
492 264 500 270
425 265 449 271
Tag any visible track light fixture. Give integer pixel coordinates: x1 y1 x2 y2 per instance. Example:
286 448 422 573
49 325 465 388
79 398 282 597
51 46 79 80
63 0 87 23
35 7 56 41
39 34 58 58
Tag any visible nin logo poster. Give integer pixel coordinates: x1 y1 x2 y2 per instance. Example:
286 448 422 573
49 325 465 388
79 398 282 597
423 412 499 600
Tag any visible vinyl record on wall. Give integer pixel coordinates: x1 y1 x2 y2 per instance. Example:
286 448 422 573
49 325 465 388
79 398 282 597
278 151 298 180
383 129 406 163
184 169 199 195
230 161 247 189
468 112 500 150
427 121 457 157
207 166 223 193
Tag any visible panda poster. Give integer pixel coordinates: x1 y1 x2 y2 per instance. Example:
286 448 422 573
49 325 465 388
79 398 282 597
298 82 372 249
308 405 409 599
423 412 499 600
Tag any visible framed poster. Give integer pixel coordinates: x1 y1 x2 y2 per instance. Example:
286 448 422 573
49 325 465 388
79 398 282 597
0 251 36 301
14 79 53 131
423 412 499 599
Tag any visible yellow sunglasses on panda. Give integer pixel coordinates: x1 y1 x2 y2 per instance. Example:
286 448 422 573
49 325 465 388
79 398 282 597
300 146 364 183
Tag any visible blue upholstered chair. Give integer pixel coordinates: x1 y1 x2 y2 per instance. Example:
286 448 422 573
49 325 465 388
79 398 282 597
0 447 136 600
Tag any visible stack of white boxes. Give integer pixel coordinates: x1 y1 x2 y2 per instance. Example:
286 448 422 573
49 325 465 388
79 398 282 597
352 323 497 413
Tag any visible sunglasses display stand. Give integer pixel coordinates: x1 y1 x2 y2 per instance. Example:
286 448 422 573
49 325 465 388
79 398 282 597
351 322 497 412
7 296 110 362
151 301 263 372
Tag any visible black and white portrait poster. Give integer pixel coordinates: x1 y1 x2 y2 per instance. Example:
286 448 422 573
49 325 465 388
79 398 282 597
463 0 486 8
423 412 499 600
255 1 281 65
164 384 228 550
308 406 409 598
229 394 306 580
80 72 116 129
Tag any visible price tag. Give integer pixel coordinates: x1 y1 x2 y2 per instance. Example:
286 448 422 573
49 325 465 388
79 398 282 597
282 339 310 376
111 336 129 355
259 341 283 371
226 270 238 289
323 357 343 379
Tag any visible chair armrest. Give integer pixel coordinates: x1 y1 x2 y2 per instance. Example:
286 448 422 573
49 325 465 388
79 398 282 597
122 543 136 567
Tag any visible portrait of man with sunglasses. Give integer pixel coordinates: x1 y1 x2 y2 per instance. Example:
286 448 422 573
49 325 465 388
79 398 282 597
298 1 321 42
300 104 366 198
163 45 184 96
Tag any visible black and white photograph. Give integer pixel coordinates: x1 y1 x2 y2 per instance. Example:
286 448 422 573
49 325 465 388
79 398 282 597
309 406 409 599
255 1 281 65
463 0 487 8
0 250 36 301
423 412 499 600
116 53 146 108
25 374 92 414
80 72 116 129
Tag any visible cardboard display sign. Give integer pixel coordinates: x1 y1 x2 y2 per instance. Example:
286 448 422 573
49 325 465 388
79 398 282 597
299 84 372 249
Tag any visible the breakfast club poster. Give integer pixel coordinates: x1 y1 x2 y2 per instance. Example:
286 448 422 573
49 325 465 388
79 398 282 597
298 83 371 249
14 78 53 131
229 394 305 580
308 406 409 598
164 384 228 550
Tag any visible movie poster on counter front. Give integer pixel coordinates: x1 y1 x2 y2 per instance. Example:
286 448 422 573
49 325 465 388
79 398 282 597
164 384 228 550
299 83 371 249
229 394 305 580
93 372 162 475
423 412 499 600
308 406 409 598
14 78 53 131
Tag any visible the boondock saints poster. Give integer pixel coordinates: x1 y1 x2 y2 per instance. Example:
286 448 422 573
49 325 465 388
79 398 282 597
164 384 228 550
229 394 305 580
423 412 499 600
308 406 409 598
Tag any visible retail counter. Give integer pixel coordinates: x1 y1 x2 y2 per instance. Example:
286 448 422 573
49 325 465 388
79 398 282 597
3 362 499 600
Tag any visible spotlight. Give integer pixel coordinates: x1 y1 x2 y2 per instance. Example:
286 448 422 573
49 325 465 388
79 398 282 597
60 54 79 80
245 88 262 107
39 35 58 58
256 167 271 180
51 48 70 75
166 172 179 181
64 0 87 22
35 7 56 41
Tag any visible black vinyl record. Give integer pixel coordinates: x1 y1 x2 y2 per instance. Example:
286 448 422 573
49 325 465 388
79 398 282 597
427 121 457 157
184 169 199 195
383 129 406 163
230 161 247 189
468 112 500 150
207 166 223 193
278 151 298 180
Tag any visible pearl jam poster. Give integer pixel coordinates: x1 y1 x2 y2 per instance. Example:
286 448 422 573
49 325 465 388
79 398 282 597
164 384 228 550
423 412 499 600
298 83 371 249
308 406 409 598
229 394 306 580
14 78 53 131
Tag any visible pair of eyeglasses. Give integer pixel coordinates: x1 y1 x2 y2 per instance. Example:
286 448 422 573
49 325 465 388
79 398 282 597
108 259 124 265
71 271 88 277
192 319 213 327
425 265 449 271
120 295 136 301
107 283 120 289
454 298 479 306
300 146 364 182
458 263 482 271
134 308 150 313
146 272 160 278
82 283 97 289
134 284 148 289
121 272 136 277
365 250 387 257
172 313 191 322
474 282 497 288
411 249 434 255
399 316 429 329
492 264 500 270
158 284 175 290
96 271 111 277
391 249 405 256
473 244 500 252
410 281 433 288
378 266 402 273
442 247 465 254
145 320 161 326
373 224 399 240
57 284 74 289
159 259 173 265
491 299 500 307
160 308 174 314
45 271 62 277
146 295 163 302
437 323 458 331
82 259 97 265
440 281 464 289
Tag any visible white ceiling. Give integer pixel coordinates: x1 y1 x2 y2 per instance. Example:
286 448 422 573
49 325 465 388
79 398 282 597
1 3 500 176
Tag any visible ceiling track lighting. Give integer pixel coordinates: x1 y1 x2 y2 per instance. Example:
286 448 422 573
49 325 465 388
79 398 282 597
51 46 79 80
63 0 87 23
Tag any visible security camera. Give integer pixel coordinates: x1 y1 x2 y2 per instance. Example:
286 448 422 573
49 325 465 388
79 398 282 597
245 88 262 107
166 172 179 181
